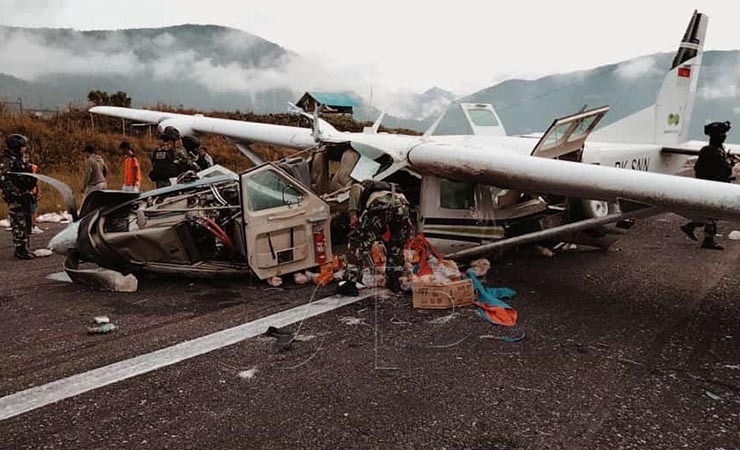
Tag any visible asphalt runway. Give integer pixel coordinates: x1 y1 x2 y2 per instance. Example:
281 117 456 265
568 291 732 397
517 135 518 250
0 215 739 449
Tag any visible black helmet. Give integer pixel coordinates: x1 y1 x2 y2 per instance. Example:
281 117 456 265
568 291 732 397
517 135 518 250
5 134 28 150
160 126 180 142
182 135 201 152
704 121 731 137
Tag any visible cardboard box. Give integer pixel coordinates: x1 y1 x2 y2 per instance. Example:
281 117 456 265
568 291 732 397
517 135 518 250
412 278 475 309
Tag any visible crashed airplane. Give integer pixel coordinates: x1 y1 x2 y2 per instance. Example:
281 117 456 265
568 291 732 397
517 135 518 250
43 11 740 280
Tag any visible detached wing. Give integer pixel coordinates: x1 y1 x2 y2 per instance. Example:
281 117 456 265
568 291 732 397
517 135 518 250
408 142 740 222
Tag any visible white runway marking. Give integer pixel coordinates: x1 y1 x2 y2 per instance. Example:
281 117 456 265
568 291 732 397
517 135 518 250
0 289 385 422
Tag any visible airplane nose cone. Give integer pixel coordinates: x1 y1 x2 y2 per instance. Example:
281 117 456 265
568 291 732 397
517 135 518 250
48 222 80 255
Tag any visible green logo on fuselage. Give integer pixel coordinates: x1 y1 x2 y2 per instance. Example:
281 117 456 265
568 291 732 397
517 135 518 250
668 113 681 126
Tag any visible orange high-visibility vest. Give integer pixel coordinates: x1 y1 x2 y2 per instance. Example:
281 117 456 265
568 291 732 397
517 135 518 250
123 155 141 187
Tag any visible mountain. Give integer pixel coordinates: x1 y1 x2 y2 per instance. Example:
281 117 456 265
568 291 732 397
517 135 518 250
431 50 740 141
0 24 298 111
0 24 738 142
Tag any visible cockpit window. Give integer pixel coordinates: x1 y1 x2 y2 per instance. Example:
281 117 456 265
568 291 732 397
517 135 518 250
246 170 304 211
466 108 499 127
568 116 598 142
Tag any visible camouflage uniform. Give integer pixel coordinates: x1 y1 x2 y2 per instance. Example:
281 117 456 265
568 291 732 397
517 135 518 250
345 185 414 291
1 146 36 258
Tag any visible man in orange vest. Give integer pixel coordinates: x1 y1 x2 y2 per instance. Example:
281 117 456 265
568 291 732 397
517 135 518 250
120 141 141 192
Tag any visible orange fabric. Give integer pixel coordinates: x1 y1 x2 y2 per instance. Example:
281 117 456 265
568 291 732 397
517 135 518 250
473 302 518 327
123 156 141 187
404 233 444 276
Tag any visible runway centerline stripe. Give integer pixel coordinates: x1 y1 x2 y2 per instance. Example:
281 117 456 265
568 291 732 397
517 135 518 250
0 289 385 422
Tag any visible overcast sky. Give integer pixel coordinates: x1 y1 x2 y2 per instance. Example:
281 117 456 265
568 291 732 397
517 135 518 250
1 0 738 95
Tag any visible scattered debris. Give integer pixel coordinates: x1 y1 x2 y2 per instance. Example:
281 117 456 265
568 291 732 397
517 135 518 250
728 230 740 240
267 276 283 287
87 323 117 334
618 358 644 367
293 334 316 342
512 386 546 394
33 249 53 258
0 219 9 228
479 326 526 343
46 272 73 283
390 317 412 326
338 316 367 326
94 316 110 324
238 368 258 380
468 258 491 278
264 326 294 351
427 313 457 325
31 226 44 235
705 390 722 401
468 271 517 327
723 364 740 370
65 265 138 292
36 211 73 223
293 272 309 285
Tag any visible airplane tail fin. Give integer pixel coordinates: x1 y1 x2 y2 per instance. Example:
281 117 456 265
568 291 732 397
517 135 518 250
591 11 708 145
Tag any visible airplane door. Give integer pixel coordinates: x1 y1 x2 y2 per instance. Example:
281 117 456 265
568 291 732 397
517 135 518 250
531 106 609 159
240 164 331 279
419 175 504 247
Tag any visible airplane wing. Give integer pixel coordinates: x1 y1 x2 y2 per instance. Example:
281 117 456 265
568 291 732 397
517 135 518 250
407 142 740 222
90 106 318 150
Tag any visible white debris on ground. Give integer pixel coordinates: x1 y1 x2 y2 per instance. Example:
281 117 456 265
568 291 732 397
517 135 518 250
238 367 258 380
728 230 740 240
293 272 309 285
46 272 73 283
428 313 457 325
33 249 53 258
294 334 316 342
66 268 139 292
32 226 44 234
338 317 367 326
468 258 491 278
0 219 9 229
267 276 283 287
37 211 73 223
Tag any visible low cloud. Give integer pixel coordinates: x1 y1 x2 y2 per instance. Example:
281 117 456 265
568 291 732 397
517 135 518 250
614 56 661 80
0 26 446 119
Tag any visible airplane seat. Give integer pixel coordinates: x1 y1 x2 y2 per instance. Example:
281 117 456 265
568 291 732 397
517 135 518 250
329 149 360 192
279 157 311 187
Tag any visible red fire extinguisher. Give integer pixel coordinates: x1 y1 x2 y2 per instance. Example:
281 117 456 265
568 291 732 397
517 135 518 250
314 228 327 264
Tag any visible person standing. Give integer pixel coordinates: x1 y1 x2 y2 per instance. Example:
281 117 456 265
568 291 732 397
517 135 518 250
120 141 141 192
82 144 108 198
0 134 37 259
680 121 735 250
149 126 194 188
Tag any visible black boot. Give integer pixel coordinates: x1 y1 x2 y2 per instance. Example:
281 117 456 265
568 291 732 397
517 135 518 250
701 237 724 250
680 223 698 241
14 247 35 260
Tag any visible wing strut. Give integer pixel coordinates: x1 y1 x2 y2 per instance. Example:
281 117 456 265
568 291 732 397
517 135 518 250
445 206 660 260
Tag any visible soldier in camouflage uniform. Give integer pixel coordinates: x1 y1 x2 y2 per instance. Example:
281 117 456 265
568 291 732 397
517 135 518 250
342 180 415 293
1 134 37 260
149 126 197 188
